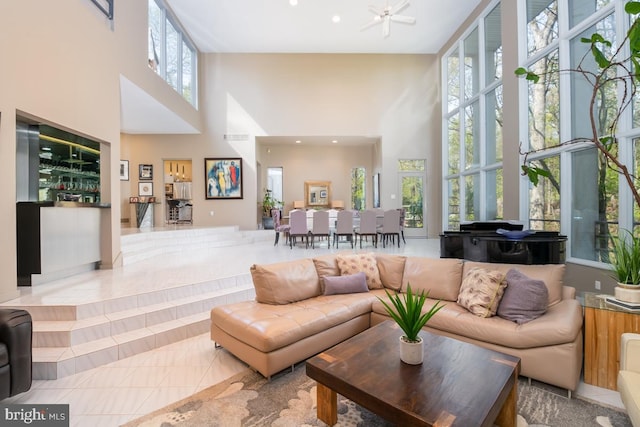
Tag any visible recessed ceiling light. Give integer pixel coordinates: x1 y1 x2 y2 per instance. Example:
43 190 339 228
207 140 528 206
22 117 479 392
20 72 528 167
295 140 302 144
332 15 341 23
332 140 338 144
289 0 298 6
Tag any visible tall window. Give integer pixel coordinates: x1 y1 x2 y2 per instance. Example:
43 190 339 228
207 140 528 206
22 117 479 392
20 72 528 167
148 0 198 107
519 0 637 264
351 167 366 210
443 2 503 230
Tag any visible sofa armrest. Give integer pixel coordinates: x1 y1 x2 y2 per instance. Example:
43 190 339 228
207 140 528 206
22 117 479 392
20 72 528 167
0 309 32 396
562 286 576 300
620 333 640 373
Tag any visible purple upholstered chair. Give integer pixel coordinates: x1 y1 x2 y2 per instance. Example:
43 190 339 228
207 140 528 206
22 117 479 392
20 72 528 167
272 209 290 246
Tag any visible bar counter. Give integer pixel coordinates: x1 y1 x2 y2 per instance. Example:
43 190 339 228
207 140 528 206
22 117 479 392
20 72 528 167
16 201 111 286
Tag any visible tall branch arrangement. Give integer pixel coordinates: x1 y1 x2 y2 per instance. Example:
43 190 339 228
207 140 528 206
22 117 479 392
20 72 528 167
516 1 640 212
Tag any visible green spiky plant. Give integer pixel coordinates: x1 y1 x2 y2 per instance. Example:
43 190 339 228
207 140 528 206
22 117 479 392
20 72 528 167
378 284 445 343
611 230 640 285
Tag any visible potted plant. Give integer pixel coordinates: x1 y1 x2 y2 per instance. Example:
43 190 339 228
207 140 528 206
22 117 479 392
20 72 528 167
260 189 282 230
378 284 444 365
611 230 640 302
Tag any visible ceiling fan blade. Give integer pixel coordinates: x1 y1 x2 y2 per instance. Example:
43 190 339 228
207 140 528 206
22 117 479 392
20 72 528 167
383 15 390 37
390 0 410 14
360 18 381 31
368 5 383 15
390 14 416 24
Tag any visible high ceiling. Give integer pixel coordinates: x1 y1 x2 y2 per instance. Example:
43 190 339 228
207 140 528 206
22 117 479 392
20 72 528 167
166 0 483 54
121 0 483 135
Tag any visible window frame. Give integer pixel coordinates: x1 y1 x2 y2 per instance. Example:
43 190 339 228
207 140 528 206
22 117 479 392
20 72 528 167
516 0 638 267
442 0 504 230
148 0 198 108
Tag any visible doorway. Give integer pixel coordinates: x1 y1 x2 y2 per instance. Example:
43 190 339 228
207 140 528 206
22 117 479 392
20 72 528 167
398 159 427 238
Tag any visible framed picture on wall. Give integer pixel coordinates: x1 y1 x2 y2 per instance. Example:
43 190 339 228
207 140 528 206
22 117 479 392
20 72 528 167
139 164 153 180
120 160 129 181
204 158 243 199
138 182 153 197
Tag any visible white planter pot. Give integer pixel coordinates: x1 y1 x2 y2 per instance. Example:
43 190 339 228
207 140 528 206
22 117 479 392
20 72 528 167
615 284 640 303
399 336 423 365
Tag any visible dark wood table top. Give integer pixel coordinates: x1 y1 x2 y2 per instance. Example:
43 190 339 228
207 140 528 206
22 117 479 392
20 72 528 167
306 321 521 427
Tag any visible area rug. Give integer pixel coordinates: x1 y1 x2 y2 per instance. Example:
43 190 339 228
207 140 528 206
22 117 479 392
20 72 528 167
123 363 632 427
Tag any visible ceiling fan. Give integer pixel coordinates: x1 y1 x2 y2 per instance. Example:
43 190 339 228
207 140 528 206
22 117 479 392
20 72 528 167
360 0 416 38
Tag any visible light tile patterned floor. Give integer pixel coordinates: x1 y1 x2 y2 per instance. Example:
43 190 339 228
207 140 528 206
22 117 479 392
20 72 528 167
1 228 626 425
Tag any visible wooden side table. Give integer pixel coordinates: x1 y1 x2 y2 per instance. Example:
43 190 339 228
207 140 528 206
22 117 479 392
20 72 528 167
582 292 640 390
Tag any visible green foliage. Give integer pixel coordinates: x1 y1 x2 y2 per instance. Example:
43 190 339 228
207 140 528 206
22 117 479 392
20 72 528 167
377 284 445 342
611 230 640 285
261 189 281 216
521 165 552 187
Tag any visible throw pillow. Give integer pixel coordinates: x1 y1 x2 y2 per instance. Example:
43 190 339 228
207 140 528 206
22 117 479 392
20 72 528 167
323 272 369 295
457 267 507 318
336 253 383 289
250 259 321 305
375 254 406 291
497 269 548 324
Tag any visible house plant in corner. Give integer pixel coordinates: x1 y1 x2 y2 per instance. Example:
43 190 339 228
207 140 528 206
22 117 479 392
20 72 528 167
260 189 282 230
378 284 445 365
611 230 640 303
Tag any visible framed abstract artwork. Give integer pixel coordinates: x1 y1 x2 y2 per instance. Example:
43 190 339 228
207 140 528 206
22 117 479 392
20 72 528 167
205 158 243 199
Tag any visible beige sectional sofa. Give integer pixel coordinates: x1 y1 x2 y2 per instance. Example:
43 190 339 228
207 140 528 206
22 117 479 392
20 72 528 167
210 253 584 392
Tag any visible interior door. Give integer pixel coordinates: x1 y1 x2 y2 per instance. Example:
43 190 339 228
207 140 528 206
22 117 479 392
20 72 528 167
399 172 427 237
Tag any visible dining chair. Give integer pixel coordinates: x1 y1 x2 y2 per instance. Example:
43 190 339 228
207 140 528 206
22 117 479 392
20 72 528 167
288 209 309 249
378 209 401 248
398 208 406 244
354 210 377 248
271 209 290 246
310 210 330 249
334 210 354 248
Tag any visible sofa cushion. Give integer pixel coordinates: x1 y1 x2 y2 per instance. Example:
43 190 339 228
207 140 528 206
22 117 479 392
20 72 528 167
211 290 386 353
313 254 340 278
401 257 463 301
375 254 406 291
497 269 548 324
250 259 321 305
324 272 369 295
457 268 507 318
463 262 564 307
336 253 383 289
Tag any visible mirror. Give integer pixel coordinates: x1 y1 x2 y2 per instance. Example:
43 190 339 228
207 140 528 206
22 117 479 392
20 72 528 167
305 181 331 208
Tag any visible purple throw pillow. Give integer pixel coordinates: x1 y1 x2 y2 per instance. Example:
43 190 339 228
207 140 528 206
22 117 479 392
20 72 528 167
497 269 548 324
323 272 369 295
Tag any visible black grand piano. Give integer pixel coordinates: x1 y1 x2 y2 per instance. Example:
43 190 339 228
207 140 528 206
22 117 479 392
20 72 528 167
440 221 567 265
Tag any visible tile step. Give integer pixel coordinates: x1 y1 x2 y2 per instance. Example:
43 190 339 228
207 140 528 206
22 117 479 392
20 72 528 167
32 312 213 380
14 272 253 321
31 284 255 347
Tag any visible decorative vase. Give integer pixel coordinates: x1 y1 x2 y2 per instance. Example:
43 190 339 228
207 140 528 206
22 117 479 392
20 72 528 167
614 283 640 303
399 336 423 365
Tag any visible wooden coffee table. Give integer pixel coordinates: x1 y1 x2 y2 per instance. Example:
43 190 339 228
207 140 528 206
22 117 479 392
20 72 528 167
306 321 520 427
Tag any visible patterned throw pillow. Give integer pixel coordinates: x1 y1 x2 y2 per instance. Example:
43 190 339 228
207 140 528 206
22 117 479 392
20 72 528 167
336 253 383 289
457 267 507 318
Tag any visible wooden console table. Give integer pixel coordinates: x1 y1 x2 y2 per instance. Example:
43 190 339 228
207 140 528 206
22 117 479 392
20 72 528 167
583 292 640 390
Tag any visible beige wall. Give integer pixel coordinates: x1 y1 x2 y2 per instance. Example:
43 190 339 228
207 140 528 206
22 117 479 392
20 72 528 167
0 1 122 300
121 53 442 235
257 143 374 215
